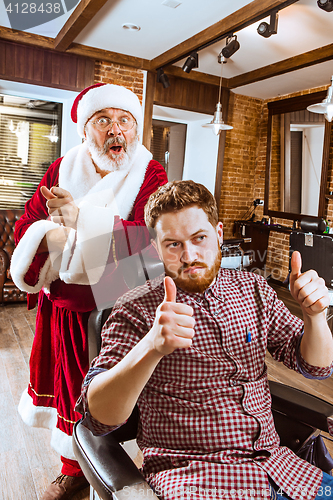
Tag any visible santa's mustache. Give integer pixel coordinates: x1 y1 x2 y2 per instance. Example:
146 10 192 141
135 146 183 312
103 136 127 154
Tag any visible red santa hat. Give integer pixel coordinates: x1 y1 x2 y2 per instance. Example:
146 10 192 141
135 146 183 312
71 83 143 138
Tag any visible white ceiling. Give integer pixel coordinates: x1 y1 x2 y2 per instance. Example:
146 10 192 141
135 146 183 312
1 0 333 99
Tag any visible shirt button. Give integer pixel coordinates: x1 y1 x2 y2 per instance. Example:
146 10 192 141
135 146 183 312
243 403 248 411
230 380 237 386
214 311 219 315
225 347 230 353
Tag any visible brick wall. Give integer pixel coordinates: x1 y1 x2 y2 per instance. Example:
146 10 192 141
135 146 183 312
91 62 332 282
94 61 144 103
219 93 264 236
221 84 333 282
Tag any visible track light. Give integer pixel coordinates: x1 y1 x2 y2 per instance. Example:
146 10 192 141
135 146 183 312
317 0 333 11
221 35 240 59
156 68 170 89
182 52 199 73
257 11 279 38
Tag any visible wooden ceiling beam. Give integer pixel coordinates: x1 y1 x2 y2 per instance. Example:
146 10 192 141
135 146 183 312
149 0 299 70
163 65 223 87
67 42 151 70
228 43 333 89
0 26 54 49
53 0 110 52
0 26 150 70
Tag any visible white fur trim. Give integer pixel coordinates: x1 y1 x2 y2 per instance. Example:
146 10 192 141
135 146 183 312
59 227 76 274
77 84 143 138
58 142 100 201
18 389 57 430
18 389 76 459
10 219 60 293
59 142 152 285
11 141 152 291
51 427 76 460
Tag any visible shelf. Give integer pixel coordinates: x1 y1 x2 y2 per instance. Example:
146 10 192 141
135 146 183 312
234 220 292 234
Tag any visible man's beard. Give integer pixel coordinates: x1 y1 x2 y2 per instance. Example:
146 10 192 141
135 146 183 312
86 135 138 172
165 247 222 294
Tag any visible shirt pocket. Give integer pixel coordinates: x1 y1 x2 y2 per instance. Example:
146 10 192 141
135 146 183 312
231 324 266 380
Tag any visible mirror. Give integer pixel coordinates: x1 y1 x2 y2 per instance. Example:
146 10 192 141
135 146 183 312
264 90 332 221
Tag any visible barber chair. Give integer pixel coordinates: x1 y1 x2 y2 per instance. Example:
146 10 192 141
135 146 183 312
73 247 333 500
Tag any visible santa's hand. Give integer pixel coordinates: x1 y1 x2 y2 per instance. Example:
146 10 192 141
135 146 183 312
147 276 195 356
41 186 79 229
290 251 329 316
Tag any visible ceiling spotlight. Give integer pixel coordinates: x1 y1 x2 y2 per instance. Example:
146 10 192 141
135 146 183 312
221 35 240 59
157 68 170 89
317 0 333 11
122 23 141 31
182 52 199 73
257 11 279 38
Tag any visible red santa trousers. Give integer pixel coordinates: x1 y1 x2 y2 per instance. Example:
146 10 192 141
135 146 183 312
21 291 90 461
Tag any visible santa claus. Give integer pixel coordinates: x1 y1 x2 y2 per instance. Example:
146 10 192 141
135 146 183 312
11 83 167 499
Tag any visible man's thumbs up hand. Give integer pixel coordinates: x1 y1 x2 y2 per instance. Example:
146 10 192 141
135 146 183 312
148 277 195 356
290 251 329 316
290 250 302 280
164 275 177 303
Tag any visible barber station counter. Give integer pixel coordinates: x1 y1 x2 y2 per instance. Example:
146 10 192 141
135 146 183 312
233 220 293 272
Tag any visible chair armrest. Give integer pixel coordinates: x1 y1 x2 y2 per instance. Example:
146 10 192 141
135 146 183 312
73 421 158 500
269 381 333 433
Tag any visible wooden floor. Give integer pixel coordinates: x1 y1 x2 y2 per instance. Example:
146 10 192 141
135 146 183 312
0 303 89 500
1 284 333 499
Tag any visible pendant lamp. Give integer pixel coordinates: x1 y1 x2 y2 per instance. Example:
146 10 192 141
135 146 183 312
307 76 333 122
202 57 233 135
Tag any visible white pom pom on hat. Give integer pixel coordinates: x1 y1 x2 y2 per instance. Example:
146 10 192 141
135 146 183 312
71 83 143 138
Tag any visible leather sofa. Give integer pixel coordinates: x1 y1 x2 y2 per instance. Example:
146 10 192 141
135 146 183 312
0 209 27 304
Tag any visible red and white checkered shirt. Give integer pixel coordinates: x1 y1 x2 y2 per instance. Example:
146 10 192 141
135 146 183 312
81 269 332 500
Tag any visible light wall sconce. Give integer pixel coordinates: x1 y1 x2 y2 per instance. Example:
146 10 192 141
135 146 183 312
157 69 170 89
317 0 333 11
221 35 240 59
257 10 279 37
182 52 199 73
307 76 333 122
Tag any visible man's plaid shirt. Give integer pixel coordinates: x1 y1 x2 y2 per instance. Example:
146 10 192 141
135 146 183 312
79 268 333 500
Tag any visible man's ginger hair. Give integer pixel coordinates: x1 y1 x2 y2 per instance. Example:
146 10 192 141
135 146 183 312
144 180 219 231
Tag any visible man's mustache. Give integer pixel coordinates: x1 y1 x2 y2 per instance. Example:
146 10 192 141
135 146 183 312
104 136 127 153
179 261 208 272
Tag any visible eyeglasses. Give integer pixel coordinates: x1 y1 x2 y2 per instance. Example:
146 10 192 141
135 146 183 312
90 115 136 132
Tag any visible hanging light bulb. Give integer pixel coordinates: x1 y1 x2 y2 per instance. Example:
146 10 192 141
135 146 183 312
202 55 233 135
307 76 333 122
9 119 15 132
43 114 59 143
50 124 59 142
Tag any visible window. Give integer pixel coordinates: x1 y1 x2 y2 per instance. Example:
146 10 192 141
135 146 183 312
0 94 62 209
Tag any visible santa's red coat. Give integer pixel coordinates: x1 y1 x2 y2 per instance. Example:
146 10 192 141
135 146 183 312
15 157 167 456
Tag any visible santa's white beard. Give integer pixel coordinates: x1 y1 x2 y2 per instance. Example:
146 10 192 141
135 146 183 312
86 135 138 172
